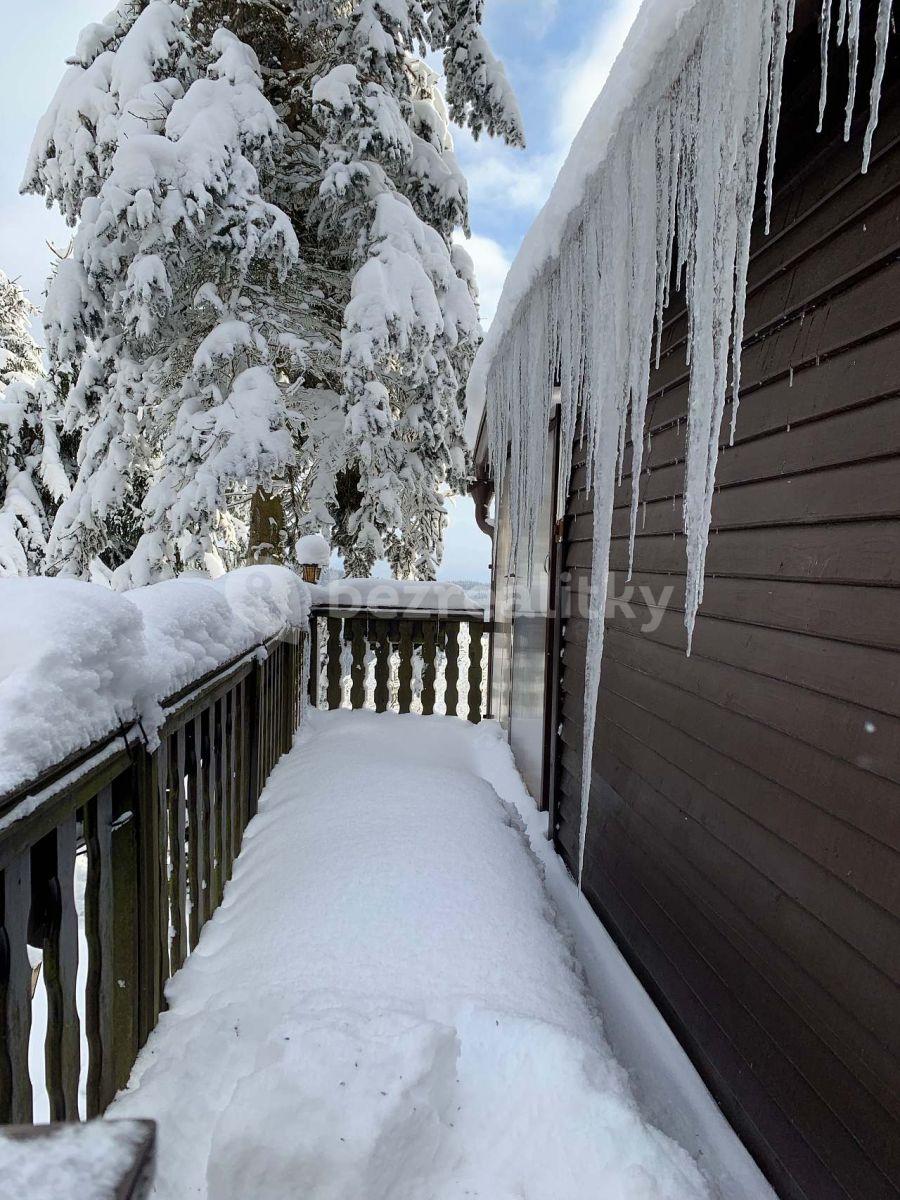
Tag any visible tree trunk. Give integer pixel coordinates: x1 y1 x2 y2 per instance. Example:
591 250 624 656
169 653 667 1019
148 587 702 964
247 488 285 563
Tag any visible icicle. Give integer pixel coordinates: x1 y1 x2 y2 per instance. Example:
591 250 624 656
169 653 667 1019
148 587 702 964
764 0 791 235
837 0 849 42
844 0 863 140
862 0 893 170
818 0 833 132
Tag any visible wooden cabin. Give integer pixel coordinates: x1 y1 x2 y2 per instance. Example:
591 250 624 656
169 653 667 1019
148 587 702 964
470 4 900 1199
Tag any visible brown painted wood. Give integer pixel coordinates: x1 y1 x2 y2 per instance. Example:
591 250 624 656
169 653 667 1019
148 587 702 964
444 621 460 717
168 729 187 973
421 622 437 715
397 621 414 713
308 617 320 707
0 853 33 1123
207 706 221 914
84 786 115 1116
109 776 139 1098
373 624 390 712
187 719 203 950
226 688 237 881
349 619 367 710
39 819 80 1120
325 618 343 709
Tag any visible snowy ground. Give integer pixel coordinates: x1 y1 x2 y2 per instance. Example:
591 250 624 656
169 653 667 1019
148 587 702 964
106 709 713 1199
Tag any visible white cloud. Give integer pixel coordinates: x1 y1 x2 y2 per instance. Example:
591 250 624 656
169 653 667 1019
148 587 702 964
458 141 560 213
555 0 643 150
453 231 511 326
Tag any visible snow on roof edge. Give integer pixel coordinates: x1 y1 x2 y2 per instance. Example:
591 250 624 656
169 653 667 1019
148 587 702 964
465 0 705 449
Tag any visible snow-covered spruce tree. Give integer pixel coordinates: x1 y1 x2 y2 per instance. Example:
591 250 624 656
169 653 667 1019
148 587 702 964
24 1 522 582
0 271 69 575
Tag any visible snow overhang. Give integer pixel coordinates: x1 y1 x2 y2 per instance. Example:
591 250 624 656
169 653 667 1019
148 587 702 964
465 0 709 450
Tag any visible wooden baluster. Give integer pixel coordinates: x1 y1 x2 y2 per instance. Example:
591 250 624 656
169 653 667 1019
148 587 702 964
217 696 229 891
199 714 213 933
237 678 249 840
308 619 319 708
208 705 221 913
282 648 289 748
227 688 237 879
373 623 390 712
109 775 139 1097
246 661 262 822
259 657 268 780
84 786 115 1116
467 619 485 723
265 650 273 772
266 652 275 772
397 621 413 714
421 621 437 715
187 718 204 949
444 621 460 717
350 618 366 709
168 729 187 974
39 820 80 1120
0 852 33 1122
155 746 169 1008
325 618 343 709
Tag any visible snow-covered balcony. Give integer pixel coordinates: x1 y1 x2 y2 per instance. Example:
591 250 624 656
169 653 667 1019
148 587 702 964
0 569 767 1200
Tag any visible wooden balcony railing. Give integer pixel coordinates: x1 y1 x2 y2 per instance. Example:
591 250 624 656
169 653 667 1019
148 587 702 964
309 605 491 722
0 629 305 1135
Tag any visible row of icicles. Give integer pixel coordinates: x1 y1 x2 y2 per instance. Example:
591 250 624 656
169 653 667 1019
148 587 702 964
484 0 893 884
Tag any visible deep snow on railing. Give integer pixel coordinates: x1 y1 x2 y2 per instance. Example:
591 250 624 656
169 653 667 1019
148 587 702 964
0 569 309 1131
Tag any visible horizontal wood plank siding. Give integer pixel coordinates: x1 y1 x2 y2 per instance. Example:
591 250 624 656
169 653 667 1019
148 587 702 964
554 12 900 1200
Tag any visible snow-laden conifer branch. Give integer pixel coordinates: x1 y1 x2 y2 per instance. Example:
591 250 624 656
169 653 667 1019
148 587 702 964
476 0 892 885
0 271 70 576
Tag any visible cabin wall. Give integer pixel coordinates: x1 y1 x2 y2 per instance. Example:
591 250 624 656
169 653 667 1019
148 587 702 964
551 16 900 1200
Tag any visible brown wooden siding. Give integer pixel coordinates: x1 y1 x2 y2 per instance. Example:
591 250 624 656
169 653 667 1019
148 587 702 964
553 10 900 1200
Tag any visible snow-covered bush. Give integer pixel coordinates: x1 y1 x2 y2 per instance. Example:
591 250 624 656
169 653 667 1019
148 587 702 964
24 0 523 584
0 565 310 797
0 271 69 576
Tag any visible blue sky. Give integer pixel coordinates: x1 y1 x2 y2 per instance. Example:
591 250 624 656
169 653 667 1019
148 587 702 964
0 0 639 581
